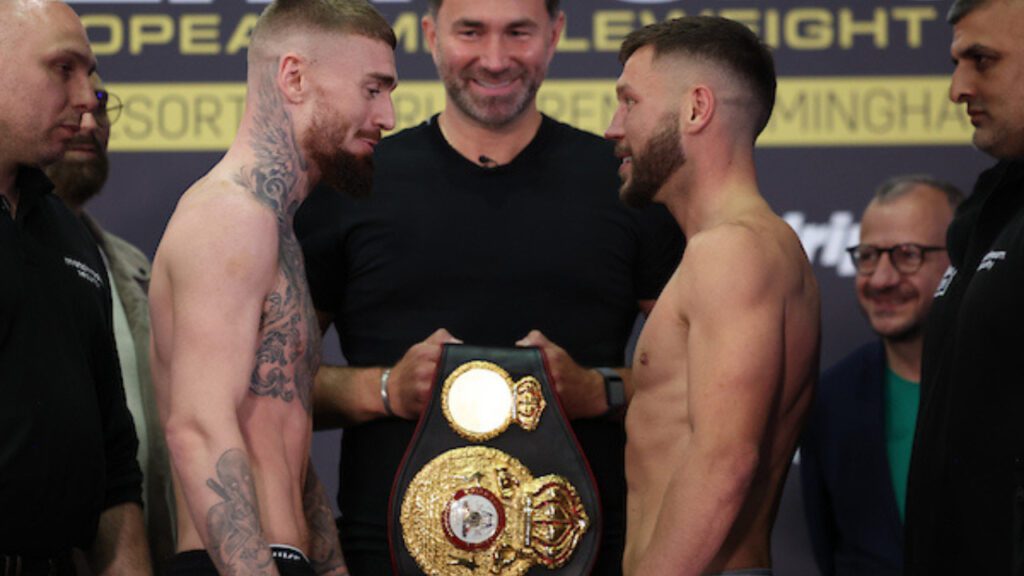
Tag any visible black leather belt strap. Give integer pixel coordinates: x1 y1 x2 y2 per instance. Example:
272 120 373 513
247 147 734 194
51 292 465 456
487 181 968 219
388 344 602 575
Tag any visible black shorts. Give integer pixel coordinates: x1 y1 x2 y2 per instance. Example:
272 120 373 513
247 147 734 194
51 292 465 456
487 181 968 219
165 546 315 576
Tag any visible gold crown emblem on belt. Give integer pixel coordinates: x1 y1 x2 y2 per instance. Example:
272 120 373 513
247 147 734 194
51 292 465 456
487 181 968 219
400 446 590 576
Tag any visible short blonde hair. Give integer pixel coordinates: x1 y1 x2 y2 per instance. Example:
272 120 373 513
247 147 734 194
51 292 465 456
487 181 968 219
251 0 396 51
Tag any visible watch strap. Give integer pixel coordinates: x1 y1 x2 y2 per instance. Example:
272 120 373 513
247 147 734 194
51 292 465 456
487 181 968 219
596 367 626 414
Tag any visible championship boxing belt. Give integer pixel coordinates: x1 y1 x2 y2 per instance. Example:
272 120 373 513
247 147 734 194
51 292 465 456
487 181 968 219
388 345 601 576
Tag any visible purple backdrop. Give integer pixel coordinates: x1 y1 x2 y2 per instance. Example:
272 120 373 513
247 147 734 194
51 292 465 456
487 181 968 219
73 1 993 573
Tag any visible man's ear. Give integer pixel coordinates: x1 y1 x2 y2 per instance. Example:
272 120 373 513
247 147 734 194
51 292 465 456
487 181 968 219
422 14 439 64
546 11 566 62
277 53 307 104
681 84 715 134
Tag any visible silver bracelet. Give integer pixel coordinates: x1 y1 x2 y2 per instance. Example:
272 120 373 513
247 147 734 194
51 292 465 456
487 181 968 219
380 368 395 417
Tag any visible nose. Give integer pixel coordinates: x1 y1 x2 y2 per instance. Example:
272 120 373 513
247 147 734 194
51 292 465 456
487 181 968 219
479 34 510 72
949 62 972 104
72 74 99 115
376 94 396 132
79 110 99 136
867 252 901 290
605 105 625 142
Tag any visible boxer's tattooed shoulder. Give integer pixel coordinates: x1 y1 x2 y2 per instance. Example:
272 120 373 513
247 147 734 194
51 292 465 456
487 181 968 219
234 65 320 413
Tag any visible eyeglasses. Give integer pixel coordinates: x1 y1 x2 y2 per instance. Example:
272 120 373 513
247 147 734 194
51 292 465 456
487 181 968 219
846 243 946 275
94 90 123 125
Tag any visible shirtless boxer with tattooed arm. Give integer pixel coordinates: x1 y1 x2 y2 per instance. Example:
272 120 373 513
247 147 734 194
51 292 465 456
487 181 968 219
605 17 820 576
148 1 396 574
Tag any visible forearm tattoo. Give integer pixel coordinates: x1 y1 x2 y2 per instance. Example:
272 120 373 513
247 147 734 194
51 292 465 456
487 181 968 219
303 468 348 575
236 65 321 414
206 449 274 575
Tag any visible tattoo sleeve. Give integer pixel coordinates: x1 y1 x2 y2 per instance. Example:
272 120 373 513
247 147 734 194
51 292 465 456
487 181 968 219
303 464 348 575
206 449 276 576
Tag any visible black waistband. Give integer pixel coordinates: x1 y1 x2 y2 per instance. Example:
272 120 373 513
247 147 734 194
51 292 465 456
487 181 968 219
0 552 72 576
167 547 315 576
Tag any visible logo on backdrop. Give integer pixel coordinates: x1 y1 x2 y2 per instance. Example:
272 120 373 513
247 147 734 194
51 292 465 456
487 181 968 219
68 0 950 3
784 211 859 277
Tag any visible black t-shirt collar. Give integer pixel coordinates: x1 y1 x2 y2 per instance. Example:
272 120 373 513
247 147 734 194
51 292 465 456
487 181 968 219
426 112 556 173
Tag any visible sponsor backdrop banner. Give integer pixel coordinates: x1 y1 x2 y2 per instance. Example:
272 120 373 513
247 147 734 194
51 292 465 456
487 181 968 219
75 1 991 573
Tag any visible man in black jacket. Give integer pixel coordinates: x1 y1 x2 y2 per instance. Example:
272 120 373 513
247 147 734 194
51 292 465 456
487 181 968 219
905 1 1024 574
0 1 149 574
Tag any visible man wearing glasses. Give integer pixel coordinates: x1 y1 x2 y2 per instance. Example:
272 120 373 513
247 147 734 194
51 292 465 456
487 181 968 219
799 175 962 576
46 75 176 569
0 1 150 574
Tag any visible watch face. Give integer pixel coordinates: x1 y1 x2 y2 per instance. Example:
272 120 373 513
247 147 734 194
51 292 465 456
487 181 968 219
442 362 514 441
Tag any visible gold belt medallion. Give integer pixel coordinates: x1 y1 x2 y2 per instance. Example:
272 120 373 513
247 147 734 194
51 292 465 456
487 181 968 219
441 361 546 442
400 446 590 575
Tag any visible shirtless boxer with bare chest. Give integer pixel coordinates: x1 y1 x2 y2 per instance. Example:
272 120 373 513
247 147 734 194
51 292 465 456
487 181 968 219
605 17 820 576
148 1 396 574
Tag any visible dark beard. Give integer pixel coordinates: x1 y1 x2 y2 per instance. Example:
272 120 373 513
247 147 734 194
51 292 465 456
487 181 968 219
311 142 374 199
303 110 374 199
445 73 537 129
621 114 684 209
45 154 109 210
436 47 540 129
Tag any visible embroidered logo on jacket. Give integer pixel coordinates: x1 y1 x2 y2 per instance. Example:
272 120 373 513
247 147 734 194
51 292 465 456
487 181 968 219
935 265 957 297
64 257 103 289
977 250 1007 272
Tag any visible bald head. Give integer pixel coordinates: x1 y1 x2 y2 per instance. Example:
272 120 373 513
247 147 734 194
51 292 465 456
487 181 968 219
0 0 79 46
0 0 55 22
0 0 97 169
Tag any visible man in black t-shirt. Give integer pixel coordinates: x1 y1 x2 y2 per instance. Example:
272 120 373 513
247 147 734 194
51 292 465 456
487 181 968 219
296 0 682 574
905 1 1024 574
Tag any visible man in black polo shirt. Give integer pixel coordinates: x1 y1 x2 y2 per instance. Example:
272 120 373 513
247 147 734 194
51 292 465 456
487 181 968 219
905 0 1024 574
0 1 148 574
297 0 682 573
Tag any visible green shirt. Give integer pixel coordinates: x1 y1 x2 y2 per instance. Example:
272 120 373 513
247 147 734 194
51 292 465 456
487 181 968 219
885 366 920 523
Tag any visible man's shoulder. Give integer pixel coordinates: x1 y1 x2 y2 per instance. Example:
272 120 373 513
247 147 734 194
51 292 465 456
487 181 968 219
820 341 884 393
160 181 279 270
102 231 150 268
802 341 884 441
683 218 783 276
26 184 103 263
376 119 436 158
178 174 276 221
699 208 812 275
90 217 152 275
540 115 614 157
